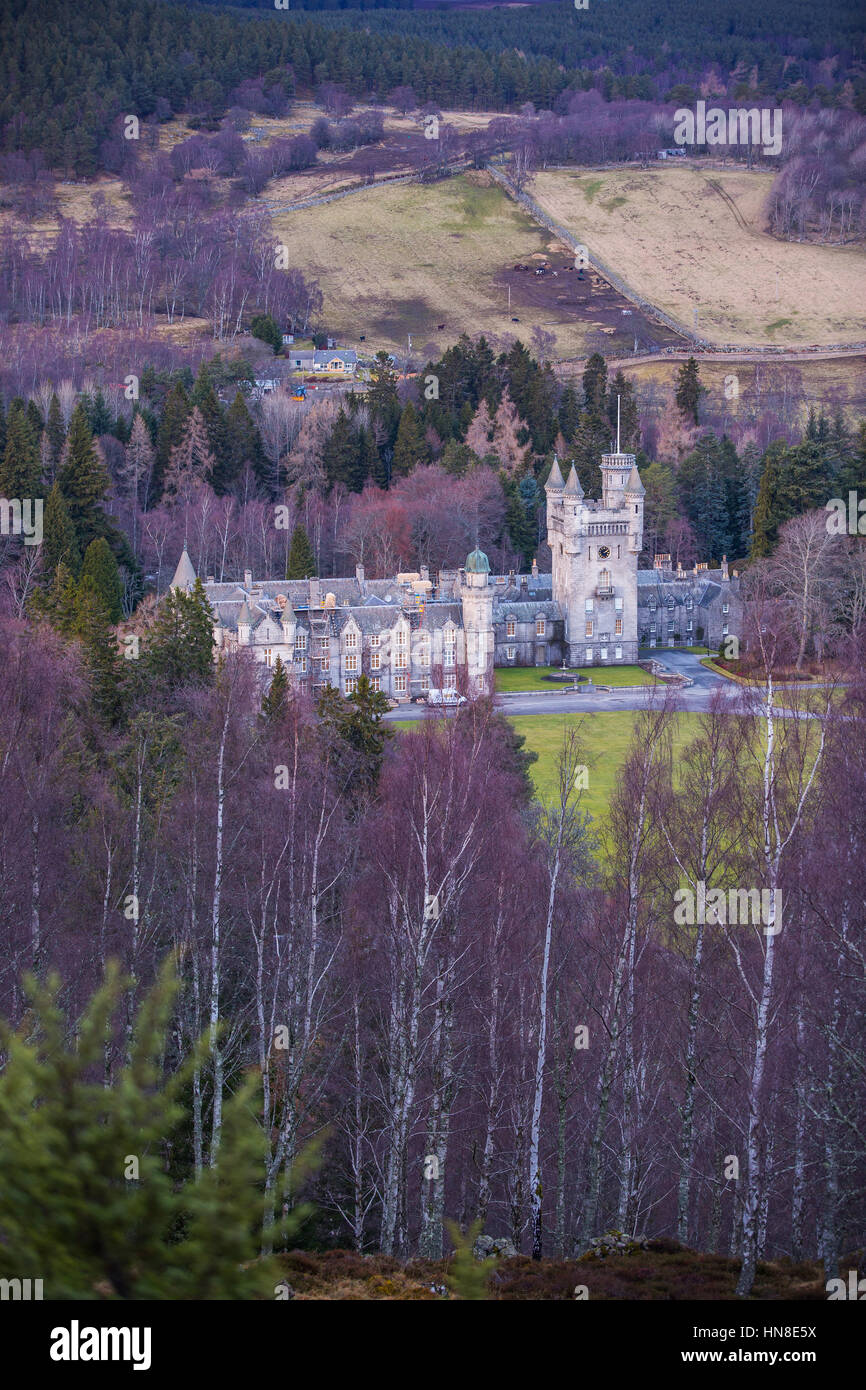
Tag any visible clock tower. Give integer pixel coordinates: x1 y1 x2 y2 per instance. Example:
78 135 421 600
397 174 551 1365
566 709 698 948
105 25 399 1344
545 415 644 667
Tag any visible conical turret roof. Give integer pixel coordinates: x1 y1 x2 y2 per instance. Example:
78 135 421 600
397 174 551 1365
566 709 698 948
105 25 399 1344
545 457 565 490
625 463 645 496
237 600 252 627
170 545 197 592
563 465 584 497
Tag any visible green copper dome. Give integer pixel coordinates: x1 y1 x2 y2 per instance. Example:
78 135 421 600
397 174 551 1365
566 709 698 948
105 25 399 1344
465 548 490 573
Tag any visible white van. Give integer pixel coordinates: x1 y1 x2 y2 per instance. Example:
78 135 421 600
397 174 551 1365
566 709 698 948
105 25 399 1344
425 688 467 707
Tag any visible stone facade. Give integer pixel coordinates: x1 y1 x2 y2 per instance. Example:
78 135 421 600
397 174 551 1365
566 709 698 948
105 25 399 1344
168 451 741 702
545 449 644 666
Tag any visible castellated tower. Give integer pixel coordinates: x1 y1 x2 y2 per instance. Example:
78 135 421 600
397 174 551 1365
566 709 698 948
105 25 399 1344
545 440 644 668
461 548 495 696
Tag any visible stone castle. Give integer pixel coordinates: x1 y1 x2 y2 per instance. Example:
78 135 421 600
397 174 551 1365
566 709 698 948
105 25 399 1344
170 441 739 701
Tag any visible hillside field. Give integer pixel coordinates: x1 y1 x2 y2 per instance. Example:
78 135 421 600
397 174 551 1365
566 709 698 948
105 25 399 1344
531 166 866 347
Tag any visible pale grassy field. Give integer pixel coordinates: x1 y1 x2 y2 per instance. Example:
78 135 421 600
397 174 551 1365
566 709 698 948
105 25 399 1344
531 167 866 346
271 173 588 353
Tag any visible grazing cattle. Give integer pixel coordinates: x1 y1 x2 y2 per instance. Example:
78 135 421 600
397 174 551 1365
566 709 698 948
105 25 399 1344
437 322 445 330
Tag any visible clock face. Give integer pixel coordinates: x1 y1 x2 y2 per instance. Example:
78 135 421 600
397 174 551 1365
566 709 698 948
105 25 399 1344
598 545 611 560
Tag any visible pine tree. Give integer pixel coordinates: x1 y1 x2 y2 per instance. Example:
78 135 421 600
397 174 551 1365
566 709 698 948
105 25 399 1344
81 536 124 623
83 388 112 436
30 560 79 633
0 402 42 500
464 399 495 459
366 351 401 443
250 313 282 353
582 353 608 413
391 402 428 478
0 964 299 1299
142 579 215 696
558 384 580 443
359 426 384 489
491 392 527 475
262 655 290 721
191 364 228 482
322 407 359 490
286 524 317 579
73 573 124 726
607 370 640 450
45 394 66 478
675 357 705 425
41 481 80 581
219 390 265 494
118 415 154 556
56 404 110 556
162 407 216 504
153 382 190 502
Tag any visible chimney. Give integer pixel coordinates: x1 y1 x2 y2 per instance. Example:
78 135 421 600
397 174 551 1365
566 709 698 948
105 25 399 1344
531 557 538 579
508 569 515 586
420 564 429 583
355 563 365 592
721 554 729 581
309 577 321 608
520 575 528 592
244 568 252 589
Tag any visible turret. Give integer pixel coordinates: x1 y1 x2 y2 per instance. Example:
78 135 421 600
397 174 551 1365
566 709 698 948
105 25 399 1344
461 548 493 695
237 600 252 646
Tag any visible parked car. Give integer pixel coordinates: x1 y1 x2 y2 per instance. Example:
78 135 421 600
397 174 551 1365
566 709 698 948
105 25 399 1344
425 688 467 707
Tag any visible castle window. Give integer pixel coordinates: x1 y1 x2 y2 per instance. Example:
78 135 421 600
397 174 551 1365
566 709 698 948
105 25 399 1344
585 620 593 638
394 673 408 694
295 631 307 651
320 655 330 672
536 617 545 637
615 596 623 612
615 646 623 660
394 651 408 670
599 569 611 589
345 653 358 672
585 647 593 662
585 599 593 614
444 673 457 690
370 675 381 693
345 630 358 649
615 618 622 636
371 651 380 670
297 656 307 674
506 646 516 660
506 618 516 637
345 677 358 695
264 648 272 666
370 634 380 648
722 603 729 614
600 647 608 661
394 627 408 647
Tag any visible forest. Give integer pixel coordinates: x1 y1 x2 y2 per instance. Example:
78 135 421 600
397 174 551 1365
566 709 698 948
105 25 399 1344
1 0 864 180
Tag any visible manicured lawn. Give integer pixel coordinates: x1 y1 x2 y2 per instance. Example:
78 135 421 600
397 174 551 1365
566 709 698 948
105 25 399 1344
508 711 704 823
494 664 656 693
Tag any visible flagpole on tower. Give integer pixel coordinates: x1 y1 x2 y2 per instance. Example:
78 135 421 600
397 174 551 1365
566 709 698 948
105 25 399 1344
616 394 621 453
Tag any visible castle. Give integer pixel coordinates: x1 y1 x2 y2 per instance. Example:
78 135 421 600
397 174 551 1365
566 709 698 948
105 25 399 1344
170 440 739 701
